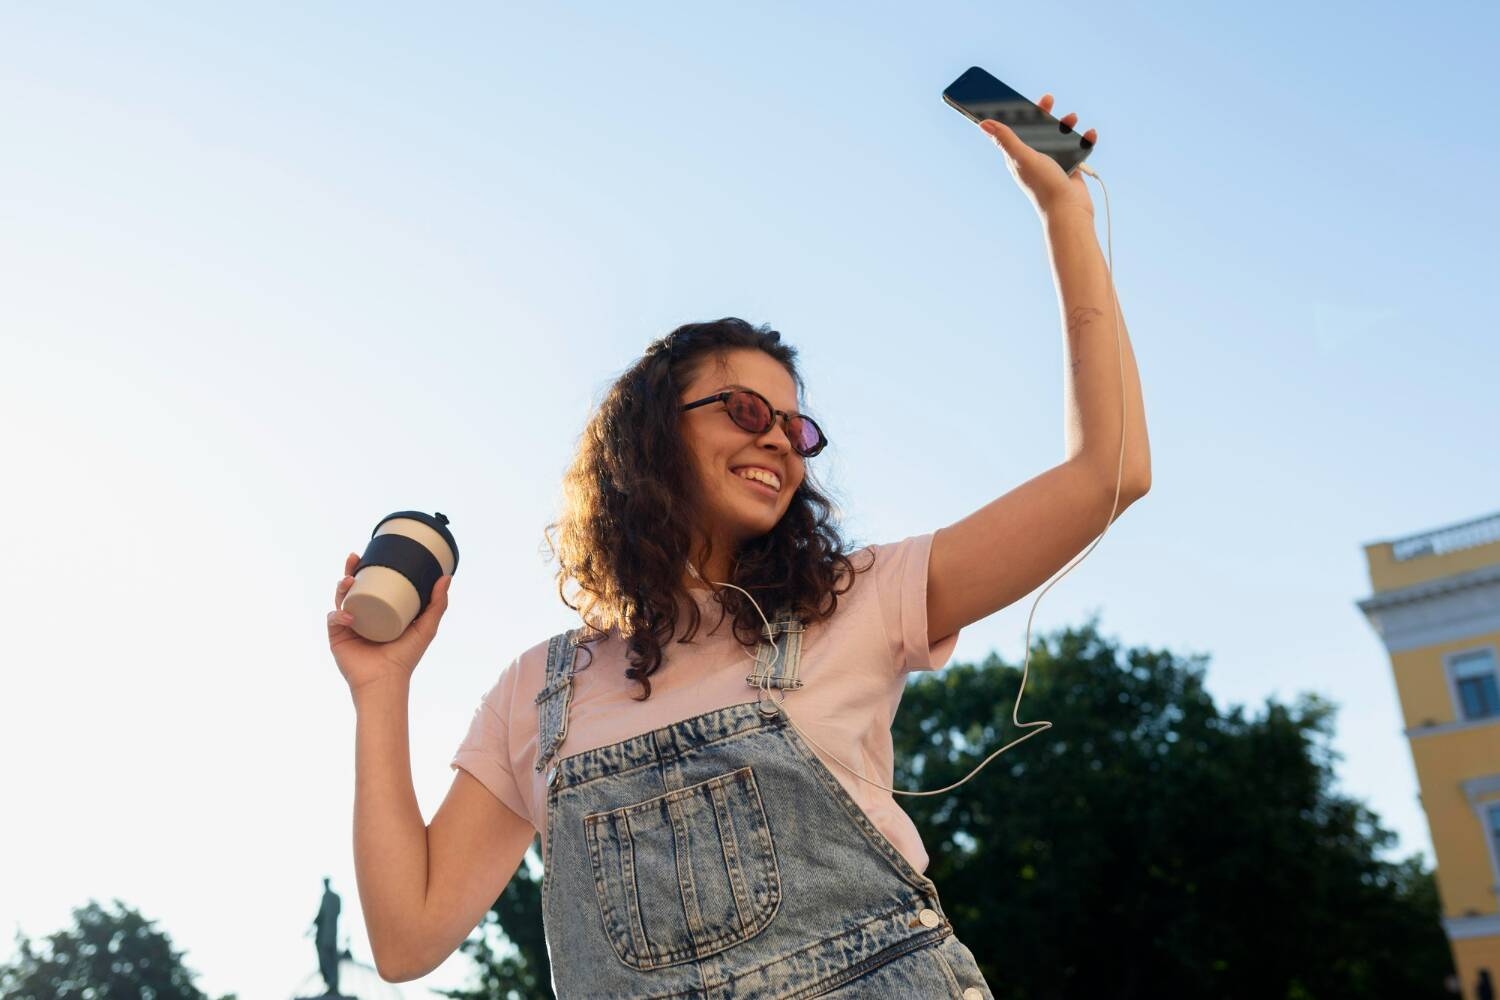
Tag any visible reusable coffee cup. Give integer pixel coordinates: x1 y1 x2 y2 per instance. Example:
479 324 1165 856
342 511 459 643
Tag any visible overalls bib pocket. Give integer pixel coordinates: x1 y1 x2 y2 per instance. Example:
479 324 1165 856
583 765 782 970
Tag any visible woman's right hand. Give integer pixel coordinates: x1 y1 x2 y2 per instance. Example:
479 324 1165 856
327 551 454 696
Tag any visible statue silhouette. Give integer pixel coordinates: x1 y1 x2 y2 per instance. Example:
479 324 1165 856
311 877 342 997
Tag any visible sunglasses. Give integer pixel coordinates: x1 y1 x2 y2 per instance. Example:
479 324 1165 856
680 387 827 457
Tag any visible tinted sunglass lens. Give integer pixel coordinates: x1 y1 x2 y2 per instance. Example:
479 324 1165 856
728 391 771 432
791 418 822 455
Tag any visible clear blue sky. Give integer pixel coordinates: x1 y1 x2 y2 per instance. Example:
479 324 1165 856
3 2 1496 996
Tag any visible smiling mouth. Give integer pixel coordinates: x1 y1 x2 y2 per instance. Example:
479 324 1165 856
732 472 780 498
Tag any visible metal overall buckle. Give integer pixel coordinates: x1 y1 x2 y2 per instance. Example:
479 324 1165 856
756 675 786 717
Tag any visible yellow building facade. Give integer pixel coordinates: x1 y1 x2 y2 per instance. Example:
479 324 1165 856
1358 509 1500 999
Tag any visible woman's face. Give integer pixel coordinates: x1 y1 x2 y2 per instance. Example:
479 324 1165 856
678 348 808 574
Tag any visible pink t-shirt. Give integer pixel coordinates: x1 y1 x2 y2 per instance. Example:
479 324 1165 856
450 531 961 874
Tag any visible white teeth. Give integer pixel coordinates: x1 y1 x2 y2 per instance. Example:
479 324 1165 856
735 468 780 491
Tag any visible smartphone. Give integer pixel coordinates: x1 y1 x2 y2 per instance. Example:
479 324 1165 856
942 66 1094 177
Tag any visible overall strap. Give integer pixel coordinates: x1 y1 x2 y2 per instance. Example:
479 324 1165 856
745 606 806 692
533 627 582 773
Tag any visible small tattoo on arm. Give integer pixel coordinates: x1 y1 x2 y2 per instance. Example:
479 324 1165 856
1065 307 1102 380
1066 306 1105 336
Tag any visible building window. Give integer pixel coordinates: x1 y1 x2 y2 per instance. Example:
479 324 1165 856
1451 648 1500 721
1488 805 1500 886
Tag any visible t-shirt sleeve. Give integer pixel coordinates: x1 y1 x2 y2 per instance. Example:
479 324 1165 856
873 531 962 674
449 656 529 823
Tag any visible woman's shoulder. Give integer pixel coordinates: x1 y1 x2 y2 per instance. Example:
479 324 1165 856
854 536 931 572
768 543 880 635
509 622 615 686
849 532 934 580
827 539 888 595
822 533 939 640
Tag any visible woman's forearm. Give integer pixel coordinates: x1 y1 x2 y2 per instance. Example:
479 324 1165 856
351 677 429 978
1042 206 1151 492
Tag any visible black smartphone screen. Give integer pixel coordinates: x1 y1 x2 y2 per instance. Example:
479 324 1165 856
942 66 1094 177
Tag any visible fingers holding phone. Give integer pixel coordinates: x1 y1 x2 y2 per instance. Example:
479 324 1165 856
943 67 1099 220
1037 93 1097 147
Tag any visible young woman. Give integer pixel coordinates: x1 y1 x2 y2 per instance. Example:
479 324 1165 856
329 94 1149 996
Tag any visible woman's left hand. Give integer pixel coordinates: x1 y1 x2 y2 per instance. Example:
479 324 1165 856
980 93 1098 221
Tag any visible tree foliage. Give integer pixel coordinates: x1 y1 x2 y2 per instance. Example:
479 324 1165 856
0 899 236 1000
894 615 1453 999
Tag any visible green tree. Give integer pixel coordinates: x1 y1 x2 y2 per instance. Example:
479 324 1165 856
0 899 236 1000
894 614 1454 1000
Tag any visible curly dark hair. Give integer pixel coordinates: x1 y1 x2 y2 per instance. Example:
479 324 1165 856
541 317 875 700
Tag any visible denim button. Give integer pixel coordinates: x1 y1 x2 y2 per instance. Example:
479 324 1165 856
547 764 559 787
963 989 983 1000
918 907 940 928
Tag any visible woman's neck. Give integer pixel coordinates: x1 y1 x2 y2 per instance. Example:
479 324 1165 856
683 545 734 593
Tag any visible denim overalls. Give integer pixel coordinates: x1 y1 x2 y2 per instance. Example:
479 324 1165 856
532 606 995 999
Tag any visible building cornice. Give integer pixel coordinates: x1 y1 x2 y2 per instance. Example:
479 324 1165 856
1445 912 1500 940
1407 715 1500 740
1463 774 1500 805
1356 564 1500 654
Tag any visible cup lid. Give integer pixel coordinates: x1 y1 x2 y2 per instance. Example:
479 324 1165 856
371 510 460 572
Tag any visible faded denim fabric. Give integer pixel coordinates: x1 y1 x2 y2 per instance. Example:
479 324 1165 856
533 609 995 999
